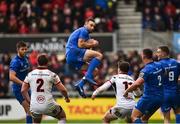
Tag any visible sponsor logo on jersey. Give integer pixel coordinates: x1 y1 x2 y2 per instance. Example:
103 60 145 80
36 95 46 104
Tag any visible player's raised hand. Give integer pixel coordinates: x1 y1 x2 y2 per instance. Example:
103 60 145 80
88 39 99 47
65 97 70 103
92 39 99 47
91 95 96 100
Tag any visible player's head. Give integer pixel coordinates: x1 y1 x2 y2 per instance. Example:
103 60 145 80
141 48 153 62
37 54 48 66
16 41 27 57
156 45 170 59
84 18 95 33
118 61 130 74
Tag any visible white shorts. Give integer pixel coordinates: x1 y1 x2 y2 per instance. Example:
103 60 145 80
30 102 62 118
110 106 133 120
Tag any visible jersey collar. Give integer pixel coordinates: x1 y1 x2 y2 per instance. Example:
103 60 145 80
37 66 48 69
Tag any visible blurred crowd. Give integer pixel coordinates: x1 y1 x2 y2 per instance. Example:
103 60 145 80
142 0 180 31
0 0 118 34
0 50 144 98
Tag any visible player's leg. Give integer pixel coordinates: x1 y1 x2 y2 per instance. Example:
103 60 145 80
33 116 42 124
31 112 42 124
174 108 180 123
131 97 147 123
21 100 33 123
141 97 163 123
131 96 162 123
162 111 171 124
50 105 66 124
13 90 32 123
102 110 118 124
77 49 103 86
83 49 103 80
66 48 87 97
75 49 103 97
123 109 133 123
131 108 143 123
173 94 180 123
161 104 171 124
161 93 177 124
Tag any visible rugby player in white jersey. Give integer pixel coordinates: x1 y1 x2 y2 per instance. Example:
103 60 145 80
21 54 70 124
92 61 141 123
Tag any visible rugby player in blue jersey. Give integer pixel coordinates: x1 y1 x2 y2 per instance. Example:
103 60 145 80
156 46 180 124
9 41 32 123
65 18 103 98
123 48 164 123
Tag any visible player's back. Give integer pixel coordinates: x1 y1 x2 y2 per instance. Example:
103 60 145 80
66 27 89 54
141 62 164 97
159 58 180 92
111 74 136 109
25 68 59 107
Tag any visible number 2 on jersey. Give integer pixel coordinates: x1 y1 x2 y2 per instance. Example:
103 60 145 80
158 75 162 86
123 81 133 90
36 79 44 92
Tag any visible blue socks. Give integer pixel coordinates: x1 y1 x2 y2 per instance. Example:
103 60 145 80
77 58 101 87
134 118 142 123
26 115 33 123
176 114 180 123
78 79 85 87
85 58 101 79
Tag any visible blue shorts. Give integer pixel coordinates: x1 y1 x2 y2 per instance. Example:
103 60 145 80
135 95 163 116
12 88 31 104
66 48 86 70
161 92 179 113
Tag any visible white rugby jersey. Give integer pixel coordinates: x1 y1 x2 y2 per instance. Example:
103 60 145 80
93 73 136 109
109 74 136 109
24 67 60 109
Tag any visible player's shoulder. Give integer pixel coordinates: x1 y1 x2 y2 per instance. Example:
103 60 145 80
154 61 162 66
141 64 150 72
145 61 160 69
169 58 179 64
26 69 34 78
79 27 88 33
74 27 85 32
111 74 119 79
152 61 164 71
29 68 39 74
47 69 58 77
10 55 20 65
11 55 18 62
113 74 134 81
120 74 134 81
141 64 154 74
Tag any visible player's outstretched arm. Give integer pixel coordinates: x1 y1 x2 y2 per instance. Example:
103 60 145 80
91 81 111 100
55 82 70 103
9 70 24 85
78 38 98 49
21 82 30 104
124 77 144 98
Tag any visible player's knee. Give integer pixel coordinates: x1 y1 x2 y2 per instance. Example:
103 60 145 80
59 110 66 119
102 116 109 123
131 115 136 122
